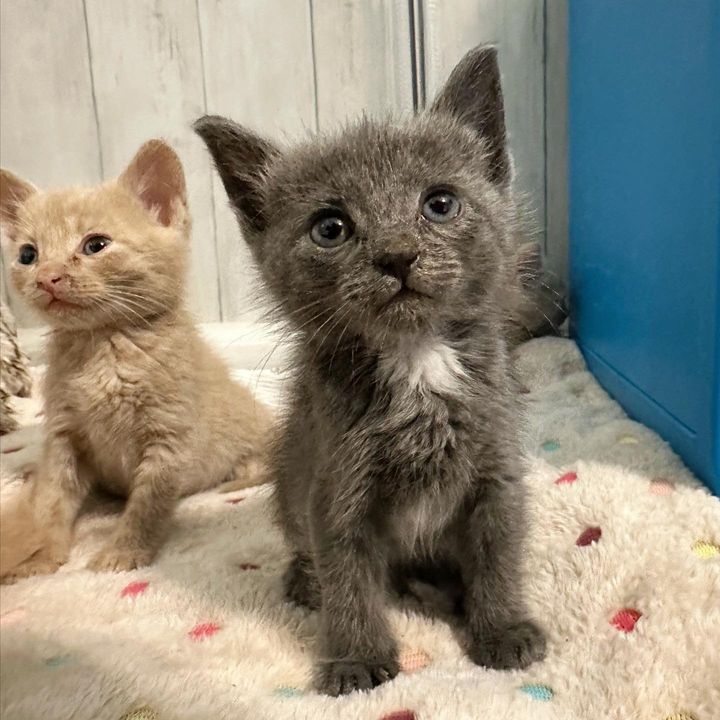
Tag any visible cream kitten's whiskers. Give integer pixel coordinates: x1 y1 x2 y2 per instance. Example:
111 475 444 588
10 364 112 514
0 139 273 581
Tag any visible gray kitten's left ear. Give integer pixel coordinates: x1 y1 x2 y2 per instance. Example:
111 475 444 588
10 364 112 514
430 45 510 185
194 115 279 235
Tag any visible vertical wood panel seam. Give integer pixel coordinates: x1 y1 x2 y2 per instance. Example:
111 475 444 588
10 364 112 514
421 0 440 96
416 0 426 109
81 0 104 179
542 0 549 257
408 0 426 111
408 0 419 111
194 0 222 321
308 0 321 133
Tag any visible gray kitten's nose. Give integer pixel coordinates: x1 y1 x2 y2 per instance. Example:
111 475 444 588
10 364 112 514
374 248 419 282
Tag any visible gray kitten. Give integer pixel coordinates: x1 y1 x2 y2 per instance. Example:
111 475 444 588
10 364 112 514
196 46 546 696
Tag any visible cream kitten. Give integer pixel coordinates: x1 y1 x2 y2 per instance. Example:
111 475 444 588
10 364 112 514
0 140 272 579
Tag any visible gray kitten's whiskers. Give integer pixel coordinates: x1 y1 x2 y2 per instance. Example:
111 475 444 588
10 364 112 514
197 45 548 697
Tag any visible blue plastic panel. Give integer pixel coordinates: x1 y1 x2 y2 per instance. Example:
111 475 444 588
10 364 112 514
569 0 720 493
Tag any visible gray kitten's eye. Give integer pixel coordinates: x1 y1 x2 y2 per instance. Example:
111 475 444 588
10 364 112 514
82 234 112 255
422 190 461 223
18 244 37 265
310 214 352 248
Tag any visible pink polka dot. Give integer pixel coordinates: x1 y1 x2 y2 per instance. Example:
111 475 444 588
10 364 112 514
555 471 578 485
649 478 675 495
610 608 642 633
381 712 416 720
1 445 24 454
188 622 222 641
0 608 27 626
120 581 149 598
238 563 260 570
576 526 602 546
225 497 245 505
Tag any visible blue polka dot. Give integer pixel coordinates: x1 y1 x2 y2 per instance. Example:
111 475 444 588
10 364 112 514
519 683 554 701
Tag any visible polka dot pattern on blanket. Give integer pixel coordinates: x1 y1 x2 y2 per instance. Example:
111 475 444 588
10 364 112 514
120 581 149 598
610 608 643 633
519 684 554 701
187 622 222 641
1 336 716 720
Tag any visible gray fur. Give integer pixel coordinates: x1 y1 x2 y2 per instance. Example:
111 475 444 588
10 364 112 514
196 45 546 696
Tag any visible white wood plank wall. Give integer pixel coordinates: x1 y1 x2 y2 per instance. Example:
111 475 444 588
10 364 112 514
422 0 546 246
0 0 567 327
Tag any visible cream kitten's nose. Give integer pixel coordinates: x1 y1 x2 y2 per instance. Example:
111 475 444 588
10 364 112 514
36 271 66 294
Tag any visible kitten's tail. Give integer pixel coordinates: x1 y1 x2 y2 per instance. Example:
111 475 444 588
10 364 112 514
0 473 44 580
507 242 568 346
217 455 268 493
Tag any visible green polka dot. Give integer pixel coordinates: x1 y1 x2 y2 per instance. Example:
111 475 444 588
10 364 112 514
273 686 302 699
541 440 560 452
45 654 73 669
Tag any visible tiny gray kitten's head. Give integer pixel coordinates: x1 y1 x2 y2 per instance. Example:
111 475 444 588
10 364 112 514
196 47 523 348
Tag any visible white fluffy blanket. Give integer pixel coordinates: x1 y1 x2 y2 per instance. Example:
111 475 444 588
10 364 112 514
1 337 718 720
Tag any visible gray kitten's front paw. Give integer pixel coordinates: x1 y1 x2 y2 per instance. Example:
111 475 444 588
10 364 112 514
315 657 399 696
469 620 546 670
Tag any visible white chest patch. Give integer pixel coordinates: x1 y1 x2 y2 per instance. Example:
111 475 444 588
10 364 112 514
378 337 466 395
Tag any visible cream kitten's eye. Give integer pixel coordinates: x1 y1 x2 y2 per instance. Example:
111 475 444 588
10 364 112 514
422 190 461 223
82 234 112 255
310 214 353 248
18 244 37 265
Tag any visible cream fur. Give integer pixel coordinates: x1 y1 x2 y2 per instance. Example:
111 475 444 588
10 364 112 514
0 143 272 579
1 335 717 720
0 479 42 578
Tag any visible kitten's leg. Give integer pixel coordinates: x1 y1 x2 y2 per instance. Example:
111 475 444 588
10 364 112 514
312 517 399 696
461 482 546 670
87 446 178 572
391 559 465 618
217 453 266 493
4 433 89 582
283 551 321 609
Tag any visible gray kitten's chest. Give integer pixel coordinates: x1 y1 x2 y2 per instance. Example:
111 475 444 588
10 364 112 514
376 338 467 398
371 389 472 555
348 338 482 553
369 339 476 506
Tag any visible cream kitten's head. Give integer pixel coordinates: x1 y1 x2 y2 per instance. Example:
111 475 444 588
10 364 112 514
0 140 189 330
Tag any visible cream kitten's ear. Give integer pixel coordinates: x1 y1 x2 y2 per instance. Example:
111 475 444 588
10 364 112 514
119 140 187 226
0 169 37 229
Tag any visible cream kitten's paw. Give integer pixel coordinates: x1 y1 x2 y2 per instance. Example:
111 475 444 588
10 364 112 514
2 548 67 584
87 545 153 573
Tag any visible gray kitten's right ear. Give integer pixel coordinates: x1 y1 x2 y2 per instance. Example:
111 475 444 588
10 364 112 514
194 115 279 233
0 169 37 230
429 45 510 186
